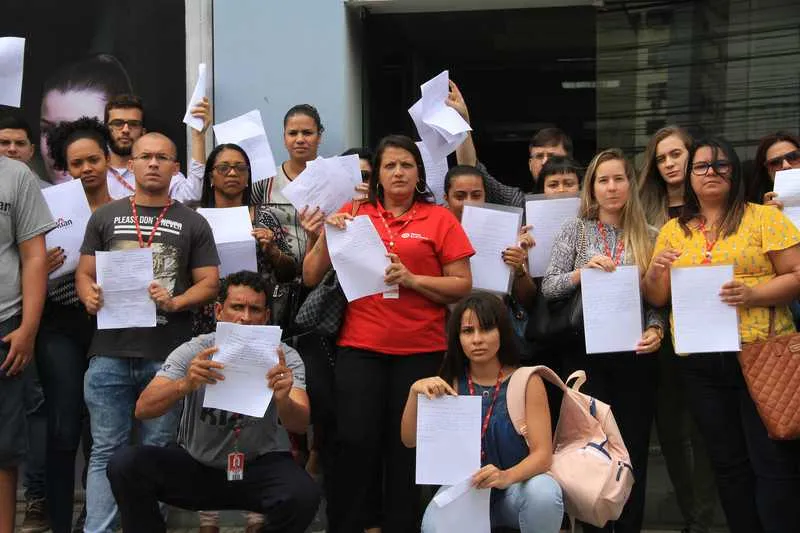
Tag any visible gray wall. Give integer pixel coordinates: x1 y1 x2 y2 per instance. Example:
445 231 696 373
213 0 363 162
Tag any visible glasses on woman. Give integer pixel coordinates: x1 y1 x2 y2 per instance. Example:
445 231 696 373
213 163 249 175
764 149 800 172
691 160 732 177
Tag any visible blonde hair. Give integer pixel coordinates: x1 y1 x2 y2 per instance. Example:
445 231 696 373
580 148 654 270
638 126 692 228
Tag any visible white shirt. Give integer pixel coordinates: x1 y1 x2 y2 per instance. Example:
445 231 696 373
106 159 205 203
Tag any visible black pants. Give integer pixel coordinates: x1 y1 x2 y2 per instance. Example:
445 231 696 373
679 352 800 533
562 340 657 533
107 445 320 533
334 347 443 533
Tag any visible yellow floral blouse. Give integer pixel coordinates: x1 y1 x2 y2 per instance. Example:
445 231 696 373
653 203 800 345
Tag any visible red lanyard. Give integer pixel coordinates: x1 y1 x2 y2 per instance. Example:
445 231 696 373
467 368 504 461
110 167 135 193
597 221 625 265
378 203 416 250
130 197 172 248
697 219 717 264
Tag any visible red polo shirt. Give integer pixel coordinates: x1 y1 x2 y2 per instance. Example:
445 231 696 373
336 200 474 355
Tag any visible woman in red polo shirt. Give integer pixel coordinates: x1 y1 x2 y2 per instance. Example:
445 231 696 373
303 134 474 533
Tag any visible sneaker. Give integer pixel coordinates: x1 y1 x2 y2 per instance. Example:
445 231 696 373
72 502 86 533
20 498 50 533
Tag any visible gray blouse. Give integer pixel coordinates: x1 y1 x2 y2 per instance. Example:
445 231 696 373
541 217 664 331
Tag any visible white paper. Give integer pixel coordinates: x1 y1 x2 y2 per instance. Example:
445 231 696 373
429 482 491 533
281 154 362 216
182 63 207 131
213 110 277 182
0 37 25 107
408 70 471 160
197 206 258 276
461 204 522 294
96 248 156 330
772 169 800 229
525 195 581 277
41 180 92 278
202 322 282 417
416 141 449 204
580 266 643 354
671 264 741 353
416 395 481 486
326 216 393 302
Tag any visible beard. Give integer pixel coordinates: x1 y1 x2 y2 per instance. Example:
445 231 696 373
110 137 132 157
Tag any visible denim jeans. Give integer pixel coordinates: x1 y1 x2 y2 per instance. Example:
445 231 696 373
421 474 564 533
83 356 180 533
23 358 47 501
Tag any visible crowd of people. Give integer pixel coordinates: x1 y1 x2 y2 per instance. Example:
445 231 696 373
0 68 799 533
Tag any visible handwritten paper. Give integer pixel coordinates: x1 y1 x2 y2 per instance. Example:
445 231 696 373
0 37 25 107
416 395 481 485
213 110 277 182
326 216 393 302
431 479 491 533
197 206 257 276
41 180 91 279
525 194 581 277
96 248 156 330
408 70 471 160
772 169 800 229
580 266 643 354
182 63 207 131
461 203 523 294
671 264 740 353
416 141 449 204
281 154 362 216
202 322 282 417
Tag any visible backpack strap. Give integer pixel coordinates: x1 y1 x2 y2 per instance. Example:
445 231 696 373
507 365 571 437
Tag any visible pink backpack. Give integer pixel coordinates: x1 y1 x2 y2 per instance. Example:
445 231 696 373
507 366 634 528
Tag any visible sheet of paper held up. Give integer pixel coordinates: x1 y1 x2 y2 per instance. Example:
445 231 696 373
671 264 741 354
41 179 92 279
416 395 481 485
525 194 581 277
431 478 491 533
326 216 394 302
0 37 25 107
213 110 277 182
461 204 523 294
96 248 156 330
408 70 471 160
197 206 257 277
202 322 282 417
580 266 643 354
416 141 449 204
182 63 207 131
772 169 800 230
282 154 362 216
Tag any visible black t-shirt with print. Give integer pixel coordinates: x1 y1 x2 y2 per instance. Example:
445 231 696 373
80 198 219 361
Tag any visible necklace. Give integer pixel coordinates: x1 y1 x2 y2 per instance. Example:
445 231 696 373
110 167 135 193
378 202 416 249
130 197 173 248
697 219 717 264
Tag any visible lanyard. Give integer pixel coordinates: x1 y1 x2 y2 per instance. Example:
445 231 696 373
697 219 717 264
230 414 243 452
110 167 135 193
597 221 625 265
130 197 172 248
467 368 504 462
378 202 416 250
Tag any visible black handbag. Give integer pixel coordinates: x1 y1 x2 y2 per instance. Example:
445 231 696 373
294 269 347 337
269 280 304 338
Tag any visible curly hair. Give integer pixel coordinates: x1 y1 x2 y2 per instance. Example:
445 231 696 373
45 117 110 172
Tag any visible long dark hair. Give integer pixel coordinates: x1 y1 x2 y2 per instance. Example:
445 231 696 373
368 135 434 205
200 143 253 208
679 136 746 239
440 292 519 385
748 132 800 203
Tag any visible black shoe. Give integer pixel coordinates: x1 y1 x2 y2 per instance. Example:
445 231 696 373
20 497 50 533
72 502 86 533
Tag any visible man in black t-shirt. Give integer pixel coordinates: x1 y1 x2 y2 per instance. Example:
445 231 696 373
76 132 220 532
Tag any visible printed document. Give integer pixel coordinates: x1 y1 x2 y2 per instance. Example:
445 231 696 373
213 110 277 182
416 141 449 204
580 266 643 354
182 63 207 131
772 169 800 229
42 179 92 278
461 204 523 294
0 37 24 107
282 154 362 216
431 478 491 533
326 216 393 302
416 395 481 485
525 194 580 277
197 206 257 277
408 70 471 160
96 248 156 330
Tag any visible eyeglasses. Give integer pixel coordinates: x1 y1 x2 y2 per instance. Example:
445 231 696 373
764 149 800 172
107 119 143 130
691 160 732 177
133 153 175 164
213 163 249 175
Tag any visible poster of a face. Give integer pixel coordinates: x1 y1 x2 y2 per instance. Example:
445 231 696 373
0 0 186 184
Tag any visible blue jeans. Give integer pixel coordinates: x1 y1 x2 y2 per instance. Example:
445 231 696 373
422 474 564 533
83 356 180 533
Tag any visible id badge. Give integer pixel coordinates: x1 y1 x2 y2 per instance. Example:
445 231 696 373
383 284 399 299
227 452 245 481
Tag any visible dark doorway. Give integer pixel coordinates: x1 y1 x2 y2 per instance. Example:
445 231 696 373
364 6 597 192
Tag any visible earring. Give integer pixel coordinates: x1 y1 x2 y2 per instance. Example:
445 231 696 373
415 181 426 194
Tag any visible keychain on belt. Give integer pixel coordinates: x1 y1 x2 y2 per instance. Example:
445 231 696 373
227 415 245 481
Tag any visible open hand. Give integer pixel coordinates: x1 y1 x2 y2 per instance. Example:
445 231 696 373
185 346 223 391
267 346 293 402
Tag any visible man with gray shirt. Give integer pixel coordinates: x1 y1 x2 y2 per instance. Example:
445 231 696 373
107 271 320 533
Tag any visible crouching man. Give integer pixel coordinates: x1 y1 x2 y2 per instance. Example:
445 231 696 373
107 270 320 533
